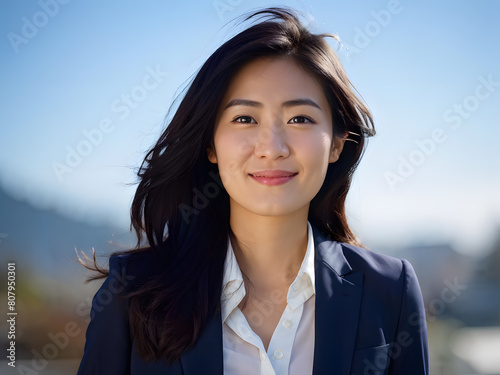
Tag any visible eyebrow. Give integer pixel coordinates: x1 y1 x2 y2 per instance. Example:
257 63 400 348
223 98 322 110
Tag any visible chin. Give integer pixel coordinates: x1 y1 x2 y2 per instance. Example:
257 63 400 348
247 202 309 217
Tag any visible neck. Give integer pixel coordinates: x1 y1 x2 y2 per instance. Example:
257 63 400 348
229 201 309 293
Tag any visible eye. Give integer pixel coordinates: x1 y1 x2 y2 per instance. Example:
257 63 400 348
232 116 256 124
288 116 315 124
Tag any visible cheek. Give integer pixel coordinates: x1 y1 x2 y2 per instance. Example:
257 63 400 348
214 131 253 172
296 133 333 167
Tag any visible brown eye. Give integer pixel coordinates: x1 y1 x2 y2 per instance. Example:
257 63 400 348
289 116 315 124
233 116 256 124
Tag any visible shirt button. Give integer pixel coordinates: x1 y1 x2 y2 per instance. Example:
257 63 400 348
283 319 292 328
260 352 267 360
274 350 284 360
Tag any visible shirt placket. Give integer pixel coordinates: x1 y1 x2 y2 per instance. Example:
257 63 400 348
266 303 303 374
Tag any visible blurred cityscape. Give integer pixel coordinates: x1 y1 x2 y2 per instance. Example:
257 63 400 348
1 184 499 374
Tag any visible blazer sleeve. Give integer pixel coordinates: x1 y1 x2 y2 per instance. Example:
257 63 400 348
388 259 429 375
78 256 132 375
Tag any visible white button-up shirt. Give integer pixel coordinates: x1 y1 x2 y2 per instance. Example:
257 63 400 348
221 222 316 375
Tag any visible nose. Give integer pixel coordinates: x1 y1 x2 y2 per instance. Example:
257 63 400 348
253 122 290 159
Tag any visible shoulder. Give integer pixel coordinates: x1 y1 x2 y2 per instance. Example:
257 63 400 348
105 250 159 293
341 242 412 279
339 242 422 301
312 225 415 284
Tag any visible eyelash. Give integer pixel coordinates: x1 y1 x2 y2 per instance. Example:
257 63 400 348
231 115 315 124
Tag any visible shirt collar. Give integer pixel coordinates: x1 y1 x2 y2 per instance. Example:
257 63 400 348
221 221 316 322
221 238 245 323
287 221 315 310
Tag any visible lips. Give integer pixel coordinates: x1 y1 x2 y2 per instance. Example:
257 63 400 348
248 170 298 178
248 170 298 186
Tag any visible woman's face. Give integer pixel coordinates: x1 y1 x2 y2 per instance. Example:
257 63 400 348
208 57 345 218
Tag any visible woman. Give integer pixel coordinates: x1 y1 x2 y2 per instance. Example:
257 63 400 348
78 8 429 375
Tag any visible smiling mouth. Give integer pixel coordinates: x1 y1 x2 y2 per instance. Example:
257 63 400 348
248 170 298 178
248 171 298 186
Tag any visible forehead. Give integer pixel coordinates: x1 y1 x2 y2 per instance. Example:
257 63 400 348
221 57 327 103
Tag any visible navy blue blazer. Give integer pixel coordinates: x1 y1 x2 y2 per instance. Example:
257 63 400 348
78 227 429 374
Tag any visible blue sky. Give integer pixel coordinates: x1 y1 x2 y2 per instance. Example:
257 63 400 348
1 0 499 255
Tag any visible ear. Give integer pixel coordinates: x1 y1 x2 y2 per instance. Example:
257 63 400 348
329 135 346 163
207 144 217 164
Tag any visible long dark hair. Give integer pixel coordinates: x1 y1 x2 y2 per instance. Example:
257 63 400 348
82 7 375 363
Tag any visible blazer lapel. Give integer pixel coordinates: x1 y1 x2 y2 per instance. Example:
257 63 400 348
180 311 224 375
312 229 363 375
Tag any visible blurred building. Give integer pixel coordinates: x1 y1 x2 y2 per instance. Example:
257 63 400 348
397 235 500 374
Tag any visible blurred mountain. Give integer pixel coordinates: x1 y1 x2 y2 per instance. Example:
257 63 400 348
0 184 135 287
0 185 138 362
